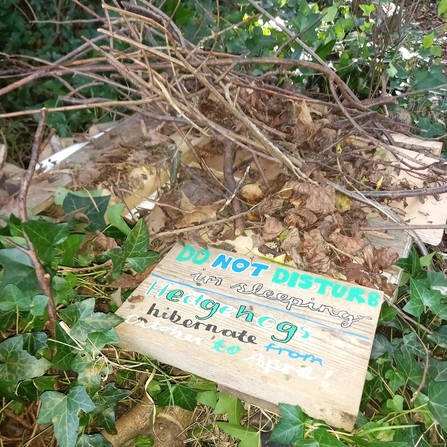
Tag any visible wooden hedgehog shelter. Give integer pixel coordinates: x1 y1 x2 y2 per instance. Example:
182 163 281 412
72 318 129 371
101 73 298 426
1 1 447 441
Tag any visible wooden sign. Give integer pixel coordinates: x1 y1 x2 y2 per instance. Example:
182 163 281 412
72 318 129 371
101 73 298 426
116 244 383 430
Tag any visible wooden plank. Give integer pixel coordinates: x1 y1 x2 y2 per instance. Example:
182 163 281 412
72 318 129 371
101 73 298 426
352 136 447 246
115 243 384 431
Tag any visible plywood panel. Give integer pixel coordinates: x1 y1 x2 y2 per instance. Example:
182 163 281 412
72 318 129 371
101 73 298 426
116 243 383 431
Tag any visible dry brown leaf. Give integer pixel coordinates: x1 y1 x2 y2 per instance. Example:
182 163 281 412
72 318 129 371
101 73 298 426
262 216 284 242
178 191 196 212
374 247 400 270
240 183 264 202
256 197 284 215
143 127 173 148
146 206 166 235
175 202 223 228
95 231 117 250
281 227 301 252
344 262 370 284
109 273 142 290
298 101 313 125
294 183 335 215
77 167 101 186
302 229 331 273
363 244 375 271
328 229 364 254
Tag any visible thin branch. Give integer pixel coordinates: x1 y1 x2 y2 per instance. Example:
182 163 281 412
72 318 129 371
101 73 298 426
19 109 57 337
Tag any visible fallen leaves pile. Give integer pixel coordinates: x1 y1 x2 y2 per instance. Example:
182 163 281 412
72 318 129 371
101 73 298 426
5 2 447 295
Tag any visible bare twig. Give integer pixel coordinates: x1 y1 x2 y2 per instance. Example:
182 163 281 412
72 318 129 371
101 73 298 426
18 109 57 337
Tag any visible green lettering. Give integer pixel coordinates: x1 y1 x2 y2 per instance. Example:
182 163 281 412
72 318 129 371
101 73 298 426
195 299 220 320
346 287 366 304
272 268 289 284
175 245 196 262
166 289 184 302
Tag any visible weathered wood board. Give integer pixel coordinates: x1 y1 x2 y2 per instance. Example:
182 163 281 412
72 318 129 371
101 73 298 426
116 243 384 431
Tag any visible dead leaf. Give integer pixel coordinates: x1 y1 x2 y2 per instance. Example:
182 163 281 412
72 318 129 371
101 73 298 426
77 167 101 186
109 273 144 290
363 244 375 271
328 229 364 255
262 217 285 242
302 229 331 273
366 246 400 272
175 202 223 228
178 191 196 212
294 183 335 215
95 231 117 250
142 127 173 148
344 262 370 283
241 183 264 202
298 101 313 125
256 197 284 215
146 206 166 235
281 227 301 252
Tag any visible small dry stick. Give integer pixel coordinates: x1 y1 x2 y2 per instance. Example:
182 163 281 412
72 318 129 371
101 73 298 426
19 109 57 338
153 210 252 238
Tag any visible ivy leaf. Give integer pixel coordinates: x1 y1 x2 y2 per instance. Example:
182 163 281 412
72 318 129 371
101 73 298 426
385 369 406 392
439 0 447 17
214 392 244 425
84 329 120 354
37 386 96 447
270 403 305 444
413 65 447 90
134 435 154 447
92 383 131 434
371 334 393 359
17 376 58 402
403 278 425 317
109 219 159 274
50 322 78 371
125 219 150 257
313 428 348 446
109 250 127 275
106 204 131 236
22 220 69 265
428 358 447 382
57 234 85 267
127 252 159 272
216 422 260 447
395 345 424 386
428 381 447 432
30 294 49 316
158 384 197 411
0 248 40 294
21 332 48 355
386 395 404 413
0 335 51 386
0 283 31 311
75 434 112 447
72 353 112 394
428 326 447 349
60 298 123 342
197 390 218 408
294 440 319 447
428 271 447 296
62 192 110 232
422 32 435 49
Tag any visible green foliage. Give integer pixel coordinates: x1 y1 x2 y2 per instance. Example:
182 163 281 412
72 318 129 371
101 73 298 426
0 0 116 162
0 191 158 447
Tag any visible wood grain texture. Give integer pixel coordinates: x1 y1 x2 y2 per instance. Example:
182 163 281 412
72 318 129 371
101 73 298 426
116 244 384 431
